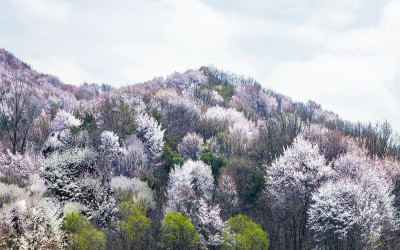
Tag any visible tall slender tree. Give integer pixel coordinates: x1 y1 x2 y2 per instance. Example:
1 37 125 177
0 71 40 154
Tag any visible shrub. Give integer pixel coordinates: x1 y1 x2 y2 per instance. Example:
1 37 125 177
200 145 226 179
213 85 234 102
162 145 184 173
223 214 269 250
244 168 265 204
160 211 200 250
62 213 106 250
118 201 152 249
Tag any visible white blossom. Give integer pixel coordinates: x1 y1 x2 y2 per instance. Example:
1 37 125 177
110 176 155 212
202 105 258 139
99 130 122 160
63 201 85 215
136 112 164 163
29 174 47 195
0 195 64 249
163 69 207 93
196 198 225 247
0 149 34 186
118 136 148 174
178 133 204 160
165 160 223 247
266 135 331 250
51 110 81 132
267 135 331 206
308 179 361 241
308 148 399 245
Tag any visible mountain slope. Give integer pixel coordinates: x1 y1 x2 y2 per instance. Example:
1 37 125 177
0 48 399 249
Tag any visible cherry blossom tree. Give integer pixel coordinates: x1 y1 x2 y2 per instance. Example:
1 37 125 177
163 69 207 93
0 185 64 249
309 174 397 248
195 198 225 247
192 86 224 105
165 160 224 247
99 130 122 161
308 147 398 248
40 145 115 227
42 110 86 155
234 83 278 117
117 136 148 176
40 147 98 201
76 175 116 226
201 106 258 140
51 110 81 133
308 179 362 248
0 148 34 186
110 175 155 213
136 112 164 165
331 147 369 180
178 132 204 160
266 135 330 250
166 160 214 212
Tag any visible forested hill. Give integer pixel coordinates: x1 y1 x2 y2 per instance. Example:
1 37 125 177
1 48 400 249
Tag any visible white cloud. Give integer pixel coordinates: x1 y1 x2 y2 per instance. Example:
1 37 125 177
263 0 400 131
26 55 93 85
13 0 71 23
307 7 357 29
106 0 256 84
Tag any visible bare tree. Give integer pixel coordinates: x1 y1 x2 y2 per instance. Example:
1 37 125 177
0 71 40 154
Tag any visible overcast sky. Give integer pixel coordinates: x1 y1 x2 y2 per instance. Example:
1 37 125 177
1 0 399 133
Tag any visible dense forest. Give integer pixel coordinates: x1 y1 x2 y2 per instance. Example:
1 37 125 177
1 48 400 249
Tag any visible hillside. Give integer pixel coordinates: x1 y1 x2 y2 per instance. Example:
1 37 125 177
1 48 400 249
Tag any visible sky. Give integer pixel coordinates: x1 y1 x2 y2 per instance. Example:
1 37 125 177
1 0 399 133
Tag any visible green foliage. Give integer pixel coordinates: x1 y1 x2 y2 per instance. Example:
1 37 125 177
140 171 157 190
207 73 224 86
0 115 12 131
213 85 234 102
244 168 266 204
99 98 136 138
81 111 96 130
226 157 257 208
162 145 184 173
70 125 85 135
195 117 228 140
62 213 106 250
150 108 163 126
164 133 180 151
113 189 133 204
200 144 226 178
223 214 269 250
215 130 248 157
21 61 31 69
160 211 200 250
71 111 97 135
118 201 153 249
116 101 136 137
